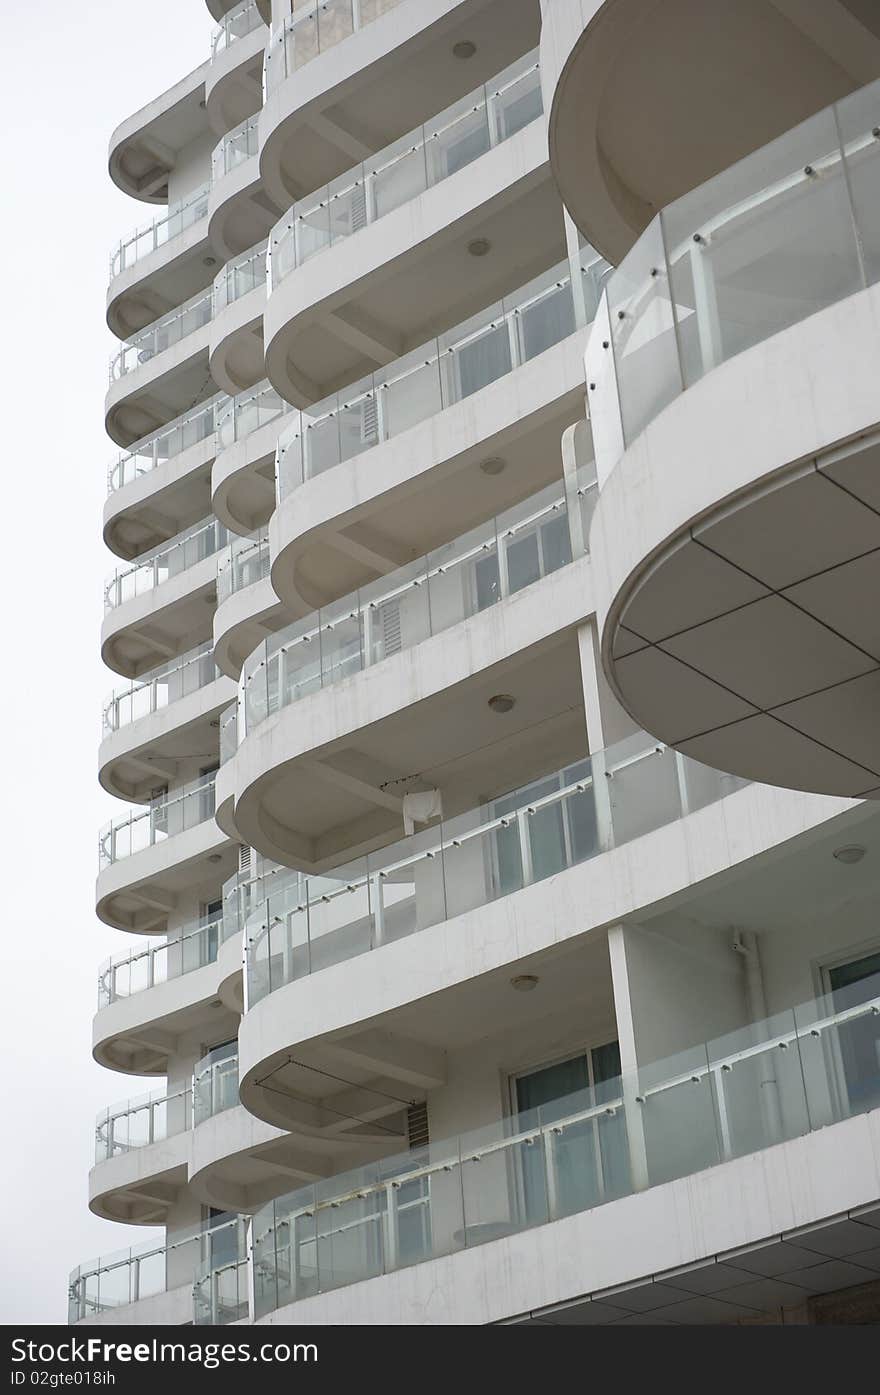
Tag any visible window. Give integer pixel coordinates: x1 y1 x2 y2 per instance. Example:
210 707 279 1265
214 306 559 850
824 950 880 1114
513 1045 626 1222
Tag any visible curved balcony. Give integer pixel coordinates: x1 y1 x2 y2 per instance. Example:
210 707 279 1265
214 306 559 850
216 702 239 836
109 62 209 203
268 254 607 613
259 0 540 210
249 970 880 1323
267 49 541 292
109 290 212 384
105 289 214 449
209 115 279 261
69 1216 241 1326
238 737 743 1029
107 183 214 342
100 643 234 802
93 909 236 1073
588 79 880 799
90 1086 191 1223
102 517 226 677
214 530 286 678
263 121 558 411
541 0 880 265
274 257 599 503
210 241 268 395
231 538 593 873
96 773 236 933
104 396 221 561
242 476 594 743
212 380 292 534
207 1 267 138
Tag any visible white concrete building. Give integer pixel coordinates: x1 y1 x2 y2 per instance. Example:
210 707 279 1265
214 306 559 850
74 0 880 1327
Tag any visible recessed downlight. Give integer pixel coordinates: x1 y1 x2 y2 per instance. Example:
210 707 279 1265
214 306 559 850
467 237 491 258
833 844 866 864
203 255 218 267
488 694 516 714
511 974 539 992
453 40 476 59
207 853 223 864
479 456 506 476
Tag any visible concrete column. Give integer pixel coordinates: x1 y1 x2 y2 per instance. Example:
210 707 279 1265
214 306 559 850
607 925 650 1191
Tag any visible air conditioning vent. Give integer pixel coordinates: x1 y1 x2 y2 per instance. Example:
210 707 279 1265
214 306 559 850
379 597 402 657
407 1101 429 1150
238 845 252 876
361 392 379 444
350 183 368 233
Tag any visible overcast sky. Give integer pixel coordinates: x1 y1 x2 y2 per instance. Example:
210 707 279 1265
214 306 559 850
0 0 218 1324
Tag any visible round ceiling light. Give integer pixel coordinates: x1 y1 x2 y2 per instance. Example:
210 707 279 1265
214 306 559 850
479 456 506 476
833 845 866 864
488 694 516 714
453 40 476 59
511 974 539 992
467 237 491 258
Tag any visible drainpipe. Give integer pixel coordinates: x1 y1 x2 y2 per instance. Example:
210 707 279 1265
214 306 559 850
731 929 783 1144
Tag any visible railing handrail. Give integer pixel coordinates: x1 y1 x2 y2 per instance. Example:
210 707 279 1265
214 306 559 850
97 911 224 991
247 485 572 669
107 393 223 495
96 1082 192 1130
267 49 541 287
70 1214 244 1288
104 516 225 602
252 978 880 1241
100 769 218 842
109 182 210 279
274 254 593 496
211 0 262 57
102 642 218 730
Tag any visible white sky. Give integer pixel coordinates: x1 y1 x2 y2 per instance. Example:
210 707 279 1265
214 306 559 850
0 0 218 1324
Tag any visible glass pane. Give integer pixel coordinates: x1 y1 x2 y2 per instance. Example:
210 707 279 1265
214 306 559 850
609 216 683 446
665 103 862 389
839 80 880 287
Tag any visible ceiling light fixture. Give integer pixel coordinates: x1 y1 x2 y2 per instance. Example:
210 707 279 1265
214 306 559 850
511 974 539 992
453 40 476 59
467 237 491 258
203 255 218 267
207 853 223 864
833 844 866 865
479 456 506 476
488 694 516 714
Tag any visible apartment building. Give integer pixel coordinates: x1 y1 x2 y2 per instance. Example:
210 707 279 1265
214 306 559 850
73 0 880 1327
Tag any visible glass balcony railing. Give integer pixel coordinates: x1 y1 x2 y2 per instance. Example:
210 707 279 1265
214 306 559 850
211 0 263 58
109 183 210 280
104 518 227 612
109 288 213 383
216 529 270 604
107 394 222 495
95 1085 192 1165
98 772 218 869
242 736 747 1009
97 911 227 1009
212 113 259 181
193 1042 240 1126
593 76 880 470
214 239 268 314
267 50 542 289
193 1218 250 1326
215 378 292 449
219 701 238 765
102 642 220 737
275 254 612 502
251 970 880 1317
237 474 597 744
264 0 402 93
69 1215 245 1324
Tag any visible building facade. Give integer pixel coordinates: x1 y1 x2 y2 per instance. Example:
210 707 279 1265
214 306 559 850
74 0 880 1326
